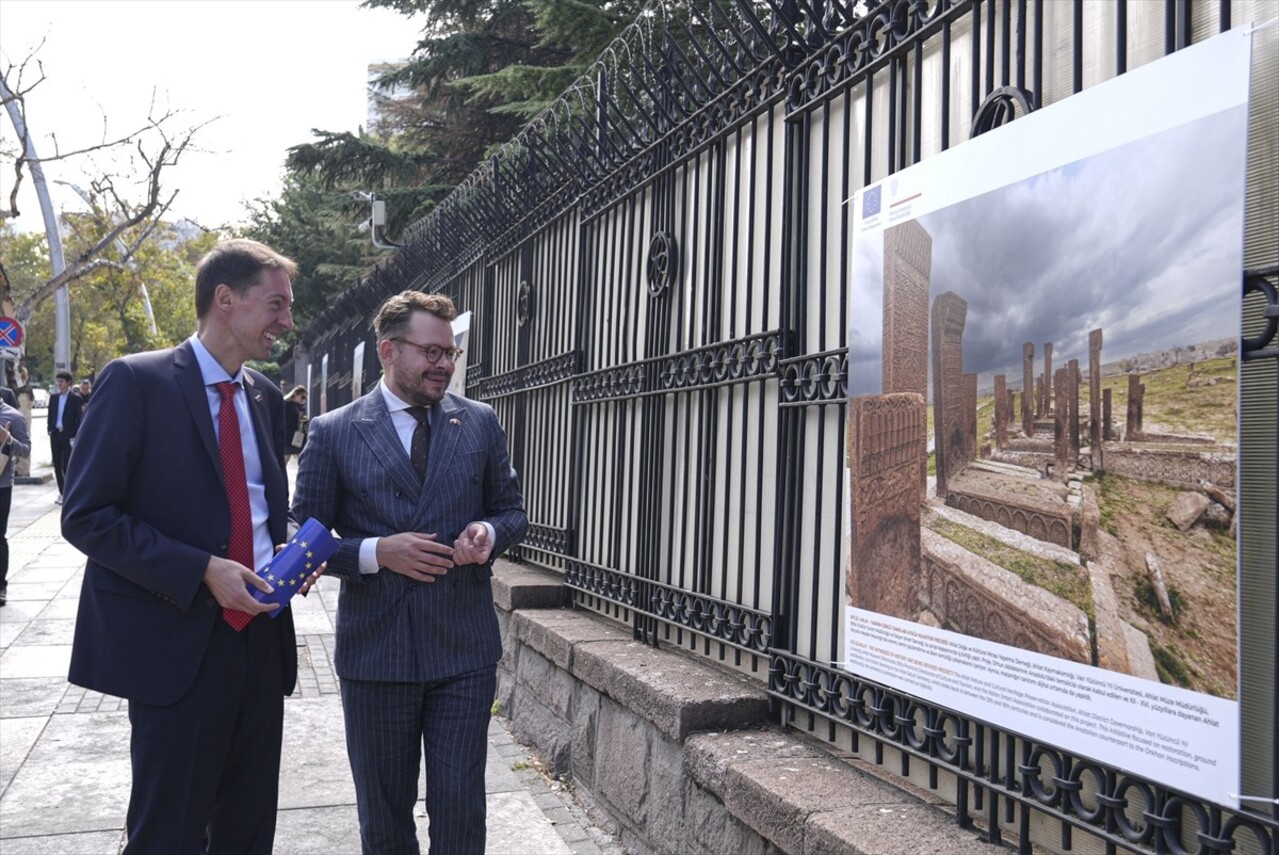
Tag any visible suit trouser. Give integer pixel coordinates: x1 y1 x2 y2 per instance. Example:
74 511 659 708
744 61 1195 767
341 666 496 855
50 432 72 493
0 485 10 586
124 614 284 855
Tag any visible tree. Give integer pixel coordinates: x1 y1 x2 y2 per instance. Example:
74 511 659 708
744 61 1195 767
1 44 208 334
449 0 641 119
240 172 378 336
254 0 636 320
283 0 632 240
3 219 217 384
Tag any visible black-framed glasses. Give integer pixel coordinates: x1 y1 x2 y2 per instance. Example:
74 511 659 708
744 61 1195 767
390 338 464 364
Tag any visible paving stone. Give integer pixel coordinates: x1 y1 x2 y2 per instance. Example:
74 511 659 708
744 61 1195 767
10 618 76 646
0 711 132 836
0 716 45 792
0 830 125 854
0 644 72 679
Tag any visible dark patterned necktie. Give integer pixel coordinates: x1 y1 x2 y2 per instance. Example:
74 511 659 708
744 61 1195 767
215 381 255 631
407 406 431 479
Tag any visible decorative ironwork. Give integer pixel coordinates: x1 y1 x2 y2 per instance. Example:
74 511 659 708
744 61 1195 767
572 331 782 403
778 348 847 406
768 652 1279 855
971 86 1039 138
297 5 1279 854
517 279 535 327
564 559 640 607
648 585 771 653
566 563 771 654
1242 264 1279 361
523 524 577 555
646 231 678 296
783 0 963 114
472 350 580 399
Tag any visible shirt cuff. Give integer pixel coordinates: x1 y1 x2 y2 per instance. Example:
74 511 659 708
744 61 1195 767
358 537 381 574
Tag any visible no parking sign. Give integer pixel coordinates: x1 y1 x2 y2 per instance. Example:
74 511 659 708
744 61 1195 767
0 316 23 359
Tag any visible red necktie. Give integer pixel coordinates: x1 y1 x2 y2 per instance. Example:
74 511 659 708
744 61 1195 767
216 381 255 631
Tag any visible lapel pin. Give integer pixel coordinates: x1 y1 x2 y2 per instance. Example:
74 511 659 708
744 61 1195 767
450 418 461 426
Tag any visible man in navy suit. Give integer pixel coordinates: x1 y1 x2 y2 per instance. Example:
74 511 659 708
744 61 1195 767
48 370 83 502
293 290 526 855
63 239 299 854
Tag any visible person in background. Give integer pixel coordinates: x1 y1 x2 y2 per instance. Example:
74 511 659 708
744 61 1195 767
48 371 83 504
79 378 93 414
0 398 32 606
62 238 300 854
292 290 526 854
284 385 308 459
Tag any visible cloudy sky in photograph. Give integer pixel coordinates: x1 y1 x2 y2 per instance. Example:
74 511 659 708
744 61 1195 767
848 105 1248 398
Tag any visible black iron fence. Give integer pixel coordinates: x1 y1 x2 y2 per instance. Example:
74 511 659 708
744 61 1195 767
294 1 1278 852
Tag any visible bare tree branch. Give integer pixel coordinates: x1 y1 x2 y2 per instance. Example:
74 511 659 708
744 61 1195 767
1 41 208 324
2 43 206 222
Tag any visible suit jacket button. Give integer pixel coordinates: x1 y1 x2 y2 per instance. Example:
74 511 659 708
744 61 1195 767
218 542 229 552
395 491 403 498
206 597 216 607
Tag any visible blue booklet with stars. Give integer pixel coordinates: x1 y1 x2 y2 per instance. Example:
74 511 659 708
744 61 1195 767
250 518 338 615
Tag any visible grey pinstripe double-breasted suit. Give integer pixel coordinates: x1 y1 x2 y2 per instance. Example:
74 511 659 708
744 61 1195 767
291 384 526 853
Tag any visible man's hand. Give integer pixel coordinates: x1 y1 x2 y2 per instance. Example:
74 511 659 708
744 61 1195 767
272 542 328 597
203 556 280 614
376 532 453 583
452 523 493 566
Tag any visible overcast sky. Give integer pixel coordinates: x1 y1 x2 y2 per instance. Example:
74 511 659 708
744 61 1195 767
849 105 1248 398
1 0 422 233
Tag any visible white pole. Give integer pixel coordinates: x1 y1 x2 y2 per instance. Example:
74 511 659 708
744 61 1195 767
0 75 71 374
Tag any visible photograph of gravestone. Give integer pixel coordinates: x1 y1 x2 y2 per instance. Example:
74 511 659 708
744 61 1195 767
846 106 1245 702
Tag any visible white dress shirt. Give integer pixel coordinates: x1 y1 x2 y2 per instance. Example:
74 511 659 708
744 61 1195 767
190 335 274 572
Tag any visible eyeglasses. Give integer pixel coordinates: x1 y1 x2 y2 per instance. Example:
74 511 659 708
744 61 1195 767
390 338 464 364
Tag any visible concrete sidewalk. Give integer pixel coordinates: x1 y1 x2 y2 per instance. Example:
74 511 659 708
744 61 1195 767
0 472 622 855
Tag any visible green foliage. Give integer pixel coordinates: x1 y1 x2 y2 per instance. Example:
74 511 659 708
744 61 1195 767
246 360 282 385
0 227 52 384
1 218 215 384
454 0 637 118
1097 355 1237 442
240 173 378 335
1149 641 1196 688
267 0 643 318
1134 579 1186 626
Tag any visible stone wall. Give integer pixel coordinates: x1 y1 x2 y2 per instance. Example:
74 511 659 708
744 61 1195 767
1104 445 1236 490
944 484 1075 550
919 530 1092 664
490 562 1004 855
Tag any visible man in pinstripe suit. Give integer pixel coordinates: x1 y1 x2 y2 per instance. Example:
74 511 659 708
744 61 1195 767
292 290 526 855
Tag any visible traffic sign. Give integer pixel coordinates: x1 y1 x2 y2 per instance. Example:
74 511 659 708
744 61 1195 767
0 317 23 351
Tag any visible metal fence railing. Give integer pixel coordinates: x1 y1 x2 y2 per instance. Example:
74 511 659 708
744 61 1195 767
294 2 1278 852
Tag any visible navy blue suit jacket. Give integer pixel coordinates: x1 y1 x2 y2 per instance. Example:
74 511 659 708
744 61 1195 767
63 340 297 706
48 390 83 436
291 388 526 683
